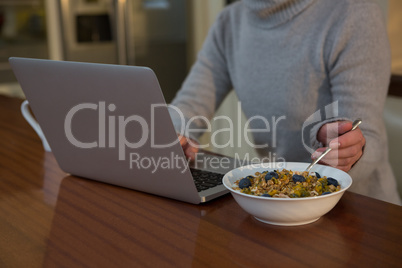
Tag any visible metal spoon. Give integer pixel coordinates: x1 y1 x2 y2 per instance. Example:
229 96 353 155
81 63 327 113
305 119 362 173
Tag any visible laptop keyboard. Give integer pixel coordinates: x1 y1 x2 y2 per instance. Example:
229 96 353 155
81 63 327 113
190 168 224 192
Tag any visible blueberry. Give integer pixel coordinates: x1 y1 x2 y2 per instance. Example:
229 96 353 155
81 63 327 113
327 177 339 187
292 174 306 183
315 172 321 178
261 193 271 197
264 171 278 182
239 178 252 189
321 191 331 195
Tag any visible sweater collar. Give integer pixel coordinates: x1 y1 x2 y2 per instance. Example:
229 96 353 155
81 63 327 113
242 0 316 28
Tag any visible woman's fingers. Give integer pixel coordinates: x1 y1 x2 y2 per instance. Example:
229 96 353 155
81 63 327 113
313 123 365 172
317 121 353 145
178 134 199 160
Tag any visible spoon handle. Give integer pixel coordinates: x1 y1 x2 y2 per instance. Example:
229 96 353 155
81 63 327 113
306 147 332 172
306 119 362 172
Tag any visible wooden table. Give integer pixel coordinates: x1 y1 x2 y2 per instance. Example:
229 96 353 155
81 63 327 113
1 95 401 267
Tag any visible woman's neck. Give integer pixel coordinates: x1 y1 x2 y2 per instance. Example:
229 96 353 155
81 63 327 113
242 0 316 28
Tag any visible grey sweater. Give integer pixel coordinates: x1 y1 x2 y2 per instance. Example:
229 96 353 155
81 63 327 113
169 0 401 205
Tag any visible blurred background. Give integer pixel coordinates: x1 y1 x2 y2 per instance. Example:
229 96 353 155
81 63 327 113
0 0 401 197
0 0 229 102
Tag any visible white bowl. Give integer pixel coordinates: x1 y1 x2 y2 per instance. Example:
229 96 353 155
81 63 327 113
222 162 352 226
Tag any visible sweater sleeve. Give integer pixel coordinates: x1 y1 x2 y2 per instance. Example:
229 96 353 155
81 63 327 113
169 13 233 141
312 3 391 180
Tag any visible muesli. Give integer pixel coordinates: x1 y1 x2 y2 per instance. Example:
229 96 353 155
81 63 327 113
233 169 340 198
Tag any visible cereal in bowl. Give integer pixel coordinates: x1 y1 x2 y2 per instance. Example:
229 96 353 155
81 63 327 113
233 169 340 198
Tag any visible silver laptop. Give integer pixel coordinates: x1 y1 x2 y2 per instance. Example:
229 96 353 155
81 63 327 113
10 57 238 204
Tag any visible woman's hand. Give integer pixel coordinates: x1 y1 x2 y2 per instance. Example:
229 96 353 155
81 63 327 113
313 120 366 172
178 135 199 161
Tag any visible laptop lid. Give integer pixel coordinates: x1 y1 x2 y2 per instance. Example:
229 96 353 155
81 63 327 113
10 57 204 204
